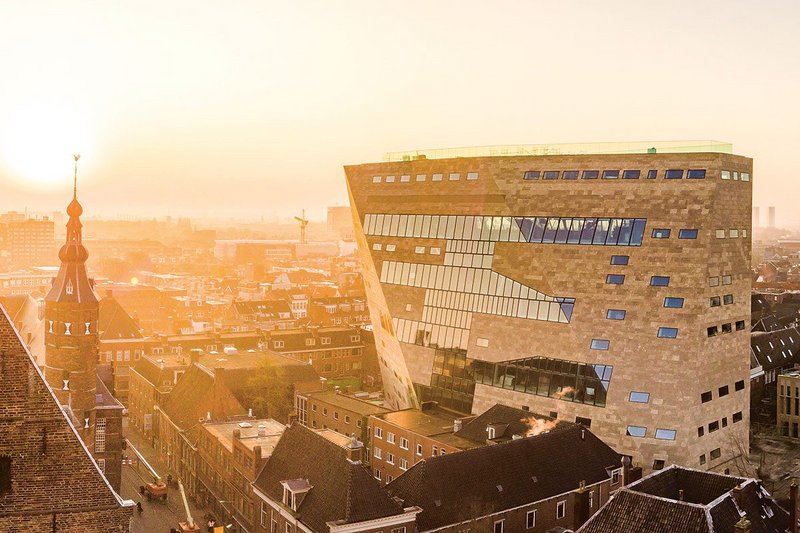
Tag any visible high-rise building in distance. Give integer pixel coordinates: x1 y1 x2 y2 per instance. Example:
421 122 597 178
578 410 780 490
768 206 776 228
345 141 752 473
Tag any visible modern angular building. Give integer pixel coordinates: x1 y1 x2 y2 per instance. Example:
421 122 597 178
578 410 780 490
344 141 752 474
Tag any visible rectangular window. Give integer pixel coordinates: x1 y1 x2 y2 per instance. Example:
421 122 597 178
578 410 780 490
372 176 381 183
650 276 670 287
715 229 726 239
678 229 698 239
741 172 750 182
590 339 610 350
711 448 721 460
602 170 620 179
708 276 719 287
735 380 745 391
707 326 718 337
719 385 729 397
687 169 706 179
414 246 425 254
400 174 410 182
416 174 426 181
647 169 658 179
467 172 478 180
709 421 719 432
698 426 704 437
400 437 409 450
701 391 712 403
657 327 678 339
543 170 559 180
448 172 460 181
526 510 537 529
626 425 646 437
0 456 10 493
721 170 731 180
722 323 732 334
582 170 599 179
387 432 396 444
729 229 739 238
385 175 395 183
722 275 732 285
563 170 579 180
416 444 423 456
700 454 707 465
610 255 629 265
665 169 684 179
653 460 665 470
655 429 677 440
523 171 540 180
95 417 107 453
556 500 566 519
652 228 670 238
374 447 382 459
664 297 684 308
375 427 383 439
494 520 504 533
723 294 733 305
629 391 650 403
622 169 640 179
710 296 721 307
606 274 625 285
386 453 394 465
607 309 626 320
733 411 743 423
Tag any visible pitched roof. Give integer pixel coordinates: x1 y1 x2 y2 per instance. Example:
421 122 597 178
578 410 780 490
98 295 144 340
159 364 246 430
578 465 790 533
751 326 800 371
455 404 556 444
387 424 621 531
253 423 405 532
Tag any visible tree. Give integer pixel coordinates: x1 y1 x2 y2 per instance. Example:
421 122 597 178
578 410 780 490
239 363 294 422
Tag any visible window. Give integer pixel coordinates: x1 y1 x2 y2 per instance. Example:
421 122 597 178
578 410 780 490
386 453 394 465
95 418 107 453
715 229 726 239
710 296 721 307
523 171 540 180
607 309 626 320
432 173 443 181
722 323 732 334
416 444 423 456
387 432 396 444
372 176 381 183
657 327 678 339
374 469 382 480
729 229 739 238
622 170 640 179
582 170 599 179
723 294 733 305
722 275 732 285
494 520 505 533
709 421 719 432
372 243 382 251
416 174 426 181
721 170 731 180
687 169 706 179
590 339 610 350
602 170 620 179
0 456 10 493
374 447 382 459
556 500 566 519
741 172 750 182
386 244 396 251
710 448 721 460
467 172 478 180
448 172 460 181
707 326 718 337
375 427 383 439
611 469 621 485
610 255 629 265
575 416 592 428
722 417 728 428
629 391 650 403
708 276 720 287
345 415 350 424
385 175 395 183
653 459 666 470
430 247 441 255
391 528 406 533
733 411 743 423
414 246 425 254
399 458 409 470
665 169 684 179
526 510 537 529
700 454 707 465
606 274 625 285
647 169 658 179
400 174 410 182
563 170 579 180
655 429 676 440
698 426 704 437
543 170 560 180
733 171 739 180
652 228 671 239
735 380 745 391
719 385 729 397
400 437 409 450
664 297 684 308
701 391 712 403
678 229 698 239
650 276 670 287
626 425 646 437
333 411 339 420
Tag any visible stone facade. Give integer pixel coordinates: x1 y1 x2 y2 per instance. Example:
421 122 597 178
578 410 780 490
345 151 752 473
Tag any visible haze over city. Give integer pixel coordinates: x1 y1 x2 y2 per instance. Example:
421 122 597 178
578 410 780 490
0 0 798 223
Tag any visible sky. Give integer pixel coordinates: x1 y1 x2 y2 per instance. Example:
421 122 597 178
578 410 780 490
0 0 798 223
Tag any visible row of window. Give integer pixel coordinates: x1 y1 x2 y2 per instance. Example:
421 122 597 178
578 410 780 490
699 447 723 466
310 404 363 426
372 172 479 183
715 229 748 239
625 426 677 440
709 275 733 287
710 294 734 307
522 168 711 180
423 286 573 324
721 170 751 181
372 448 410 470
393 317 469 351
700 380 745 403
606 274 671 286
706 321 746 337
651 228 699 239
697 411 743 437
363 213 648 247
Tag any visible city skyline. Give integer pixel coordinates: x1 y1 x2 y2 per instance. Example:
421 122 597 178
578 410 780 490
0 1 798 223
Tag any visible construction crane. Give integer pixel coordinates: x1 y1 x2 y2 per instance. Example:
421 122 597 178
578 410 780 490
294 209 309 244
177 480 200 532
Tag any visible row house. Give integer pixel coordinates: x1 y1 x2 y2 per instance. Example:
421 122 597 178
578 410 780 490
264 326 365 382
307 297 369 327
97 295 147 404
295 389 391 446
219 300 297 332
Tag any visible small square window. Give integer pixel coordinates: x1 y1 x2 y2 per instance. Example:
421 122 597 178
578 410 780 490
653 459 666 470
741 172 750 182
678 229 698 239
652 228 671 239
707 326 719 337
610 255 629 265
622 170 640 179
701 391 712 403
719 385 729 397
729 229 739 238
372 176 382 183
400 175 410 182
708 276 720 287
710 448 721 460
735 380 745 391
385 175 396 183
721 170 731 180
602 170 620 179
722 323 732 334
733 411 743 423
523 171 540 180
415 174 426 181
710 296 721 307
606 274 625 285
646 169 658 179
650 276 670 287
665 169 684 179
709 421 719 432
664 297 684 308
582 170 599 179
562 170 579 180
722 275 732 285
723 294 733 305
715 229 726 239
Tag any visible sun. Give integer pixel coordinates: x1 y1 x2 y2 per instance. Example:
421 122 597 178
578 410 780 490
2 104 91 188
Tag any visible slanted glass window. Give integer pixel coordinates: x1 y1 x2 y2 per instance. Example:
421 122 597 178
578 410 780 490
657 327 678 339
646 169 657 179
622 170 641 179
602 170 620 179
721 170 731 180
543 171 559 180
723 294 733 305
562 170 579 180
629 391 650 403
607 309 626 320
664 297 684 308
606 274 625 285
735 320 745 331
665 169 683 179
523 171 540 180
678 229 698 239
652 228 671 239
467 172 479 180
626 426 646 437
650 276 670 287
655 429 677 440
687 169 706 179
707 326 718 337
582 170 599 179
610 255 629 265
710 296 721 307
590 339 610 350
701 391 712 403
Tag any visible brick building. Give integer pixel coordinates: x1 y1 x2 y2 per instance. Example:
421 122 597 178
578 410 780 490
346 141 753 473
307 296 369 327
265 326 365 383
387 424 623 533
98 295 147 404
6 216 55 268
0 305 133 531
295 389 391 444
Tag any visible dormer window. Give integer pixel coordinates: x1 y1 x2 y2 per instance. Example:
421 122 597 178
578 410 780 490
281 479 312 512
487 426 496 439
66 279 74 295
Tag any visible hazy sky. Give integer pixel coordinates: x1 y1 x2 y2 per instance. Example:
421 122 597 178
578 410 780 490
0 0 798 223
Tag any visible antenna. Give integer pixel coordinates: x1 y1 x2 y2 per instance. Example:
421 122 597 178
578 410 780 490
294 209 309 244
73 154 81 198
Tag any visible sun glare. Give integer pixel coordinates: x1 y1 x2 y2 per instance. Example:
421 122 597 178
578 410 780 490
2 104 90 188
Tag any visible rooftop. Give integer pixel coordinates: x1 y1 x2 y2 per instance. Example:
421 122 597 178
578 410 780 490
300 389 390 417
374 407 478 449
203 418 285 453
383 140 733 162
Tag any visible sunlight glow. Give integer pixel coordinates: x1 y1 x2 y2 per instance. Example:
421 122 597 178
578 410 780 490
2 104 91 187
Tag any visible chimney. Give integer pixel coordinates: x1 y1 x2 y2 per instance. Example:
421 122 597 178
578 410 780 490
581 429 586 441
573 480 591 528
678 489 684 501
190 349 201 365
453 419 463 433
791 480 798 533
233 429 241 439
206 411 212 422
627 465 643 484
345 436 364 462
734 517 752 533
248 408 253 417
258 424 266 437
731 484 745 509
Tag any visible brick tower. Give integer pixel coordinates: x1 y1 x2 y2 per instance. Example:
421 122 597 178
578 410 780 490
43 155 99 451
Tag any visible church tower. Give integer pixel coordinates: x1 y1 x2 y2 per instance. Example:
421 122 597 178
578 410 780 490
43 155 99 450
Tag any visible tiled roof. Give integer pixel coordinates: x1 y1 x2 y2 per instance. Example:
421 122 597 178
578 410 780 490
578 465 789 533
99 296 144 340
387 424 621 531
266 326 362 352
751 327 800 371
233 300 293 318
455 404 555 444
159 364 246 430
253 423 404 532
